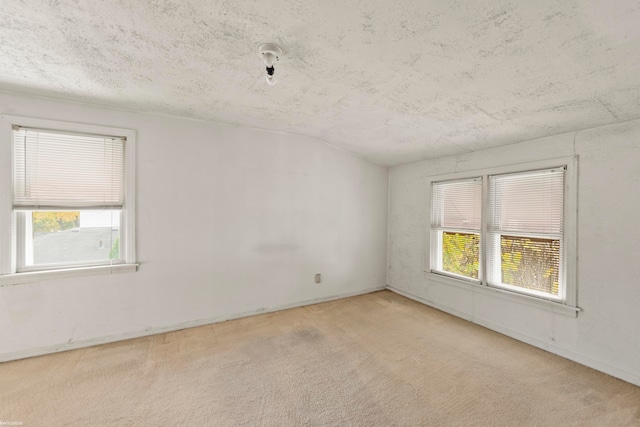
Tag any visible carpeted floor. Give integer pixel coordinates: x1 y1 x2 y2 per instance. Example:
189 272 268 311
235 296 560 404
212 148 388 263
2 290 640 426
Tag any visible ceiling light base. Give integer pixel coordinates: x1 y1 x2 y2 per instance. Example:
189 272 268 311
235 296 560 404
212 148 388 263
258 43 283 58
258 43 284 86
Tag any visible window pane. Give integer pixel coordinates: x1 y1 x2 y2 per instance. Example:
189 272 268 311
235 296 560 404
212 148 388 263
442 232 480 279
500 235 560 296
25 210 121 267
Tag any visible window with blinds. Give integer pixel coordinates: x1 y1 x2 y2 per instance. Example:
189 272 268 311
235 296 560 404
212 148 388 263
11 125 127 271
13 127 125 209
428 161 574 304
431 178 482 280
487 168 565 298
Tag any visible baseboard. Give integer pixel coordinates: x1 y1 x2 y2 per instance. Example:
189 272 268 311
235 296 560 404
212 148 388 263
0 285 386 363
386 285 640 387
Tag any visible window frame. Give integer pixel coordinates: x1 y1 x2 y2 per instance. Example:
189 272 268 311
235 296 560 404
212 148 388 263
426 156 578 313
430 177 483 284
0 115 137 285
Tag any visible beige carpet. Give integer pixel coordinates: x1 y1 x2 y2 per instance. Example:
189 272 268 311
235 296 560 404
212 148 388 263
2 291 640 426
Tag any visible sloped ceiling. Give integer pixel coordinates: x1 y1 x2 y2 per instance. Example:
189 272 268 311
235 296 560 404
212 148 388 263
1 0 639 166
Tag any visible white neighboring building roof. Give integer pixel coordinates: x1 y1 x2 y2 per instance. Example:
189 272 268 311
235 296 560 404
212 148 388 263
79 210 120 228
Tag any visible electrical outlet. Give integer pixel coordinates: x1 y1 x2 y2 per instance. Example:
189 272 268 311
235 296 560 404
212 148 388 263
314 273 321 284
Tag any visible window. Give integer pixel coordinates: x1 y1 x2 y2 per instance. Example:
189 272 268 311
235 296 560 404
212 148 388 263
0 116 136 280
429 158 577 306
431 178 482 280
487 169 565 298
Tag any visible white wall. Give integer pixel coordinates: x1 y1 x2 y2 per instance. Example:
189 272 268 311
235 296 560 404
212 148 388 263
0 91 389 360
388 119 640 386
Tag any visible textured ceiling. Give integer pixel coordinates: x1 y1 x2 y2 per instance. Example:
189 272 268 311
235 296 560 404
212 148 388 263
1 0 640 166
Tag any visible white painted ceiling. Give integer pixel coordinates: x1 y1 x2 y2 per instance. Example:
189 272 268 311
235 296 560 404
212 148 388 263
1 1 640 166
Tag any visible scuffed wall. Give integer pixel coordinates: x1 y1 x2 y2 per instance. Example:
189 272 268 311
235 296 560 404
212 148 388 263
0 91 389 359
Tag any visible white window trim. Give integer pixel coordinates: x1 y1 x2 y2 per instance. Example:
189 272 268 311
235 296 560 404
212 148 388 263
430 177 483 284
425 156 579 316
0 115 137 284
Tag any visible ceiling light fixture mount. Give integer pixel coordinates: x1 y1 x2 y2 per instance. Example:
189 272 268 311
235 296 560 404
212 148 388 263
258 43 283 86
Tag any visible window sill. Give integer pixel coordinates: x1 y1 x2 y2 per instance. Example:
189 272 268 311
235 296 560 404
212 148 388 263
0 263 138 287
425 271 581 317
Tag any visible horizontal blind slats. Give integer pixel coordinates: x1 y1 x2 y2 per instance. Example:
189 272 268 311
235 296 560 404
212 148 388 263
489 169 564 234
432 178 482 230
12 128 124 208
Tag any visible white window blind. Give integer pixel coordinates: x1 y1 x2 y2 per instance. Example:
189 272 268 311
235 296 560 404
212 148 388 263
432 178 482 231
487 168 565 297
12 126 125 209
488 168 564 235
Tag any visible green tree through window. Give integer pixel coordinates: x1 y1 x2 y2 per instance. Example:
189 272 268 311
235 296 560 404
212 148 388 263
442 232 479 279
32 211 79 234
501 236 560 295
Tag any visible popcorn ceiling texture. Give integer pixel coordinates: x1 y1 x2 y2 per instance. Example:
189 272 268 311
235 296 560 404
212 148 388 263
1 0 640 165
